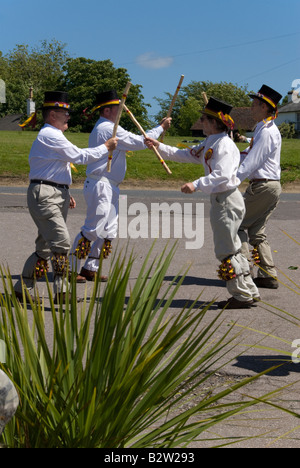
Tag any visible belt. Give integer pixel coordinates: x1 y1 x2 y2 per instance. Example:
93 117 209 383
30 179 70 190
250 179 280 183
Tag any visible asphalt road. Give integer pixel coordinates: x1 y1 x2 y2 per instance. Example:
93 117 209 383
0 185 300 447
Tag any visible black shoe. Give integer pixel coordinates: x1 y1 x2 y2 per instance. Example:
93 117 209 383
218 297 255 309
254 277 279 289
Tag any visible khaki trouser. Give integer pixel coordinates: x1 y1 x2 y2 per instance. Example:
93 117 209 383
14 183 71 295
238 181 281 278
210 189 259 302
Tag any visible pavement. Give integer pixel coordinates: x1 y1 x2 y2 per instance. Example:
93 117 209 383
0 185 300 448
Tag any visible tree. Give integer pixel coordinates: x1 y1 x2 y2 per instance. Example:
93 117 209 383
155 81 252 135
182 81 252 107
154 92 184 136
0 51 8 81
178 97 202 136
62 57 151 132
0 42 151 132
0 40 69 119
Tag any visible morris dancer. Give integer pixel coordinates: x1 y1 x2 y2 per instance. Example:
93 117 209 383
145 97 260 309
70 90 171 282
14 91 117 303
237 85 282 289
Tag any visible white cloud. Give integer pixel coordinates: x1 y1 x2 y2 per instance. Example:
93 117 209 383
136 52 174 69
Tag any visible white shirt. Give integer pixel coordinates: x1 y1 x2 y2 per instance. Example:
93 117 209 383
237 120 282 182
87 117 164 184
158 132 241 194
29 124 109 185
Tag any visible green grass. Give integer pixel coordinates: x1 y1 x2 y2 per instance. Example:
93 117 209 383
0 131 299 185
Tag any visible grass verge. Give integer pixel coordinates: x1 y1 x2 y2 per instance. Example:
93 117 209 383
0 131 299 186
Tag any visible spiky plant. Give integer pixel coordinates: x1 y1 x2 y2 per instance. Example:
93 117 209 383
0 245 275 448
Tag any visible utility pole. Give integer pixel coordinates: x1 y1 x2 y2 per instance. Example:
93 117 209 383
27 85 35 116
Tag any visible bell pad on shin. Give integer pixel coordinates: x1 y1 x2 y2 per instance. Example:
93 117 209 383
74 233 91 260
51 253 69 276
102 239 112 259
35 256 49 279
217 257 237 281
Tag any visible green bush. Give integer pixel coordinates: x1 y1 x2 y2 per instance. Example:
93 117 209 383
278 122 296 139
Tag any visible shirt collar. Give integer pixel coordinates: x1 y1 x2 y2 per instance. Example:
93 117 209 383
43 123 63 133
99 116 113 124
255 120 273 133
206 132 227 144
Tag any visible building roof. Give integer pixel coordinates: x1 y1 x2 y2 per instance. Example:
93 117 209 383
191 107 257 132
278 101 300 113
0 114 23 131
231 107 257 131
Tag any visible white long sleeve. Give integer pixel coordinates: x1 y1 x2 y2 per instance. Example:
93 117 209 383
158 133 241 194
87 117 164 183
237 121 282 182
29 124 109 185
157 141 205 164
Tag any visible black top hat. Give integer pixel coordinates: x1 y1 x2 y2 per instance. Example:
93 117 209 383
89 90 120 114
202 97 234 130
19 91 70 128
42 91 71 110
249 85 282 109
92 90 120 112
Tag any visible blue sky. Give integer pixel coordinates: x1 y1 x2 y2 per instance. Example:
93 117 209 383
1 0 300 117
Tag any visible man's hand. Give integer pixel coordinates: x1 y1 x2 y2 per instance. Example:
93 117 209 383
105 137 118 152
160 117 172 131
69 196 76 209
181 182 196 194
144 137 159 150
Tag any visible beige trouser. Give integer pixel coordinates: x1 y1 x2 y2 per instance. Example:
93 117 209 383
14 183 71 295
210 189 259 302
238 181 281 278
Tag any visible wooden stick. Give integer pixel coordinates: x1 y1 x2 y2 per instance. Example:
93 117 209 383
107 81 131 172
202 92 209 105
124 104 172 175
160 74 184 142
167 74 185 118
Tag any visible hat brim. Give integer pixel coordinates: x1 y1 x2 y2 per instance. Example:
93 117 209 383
249 93 265 102
90 99 120 115
100 99 120 107
42 101 72 111
201 109 235 130
248 93 276 108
